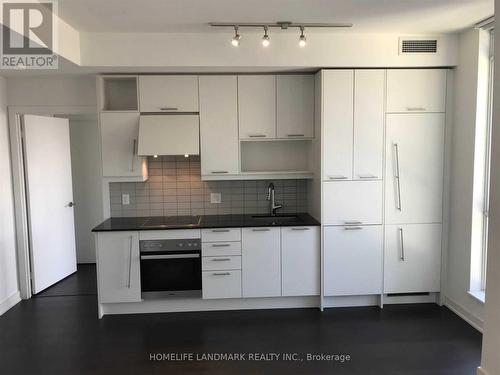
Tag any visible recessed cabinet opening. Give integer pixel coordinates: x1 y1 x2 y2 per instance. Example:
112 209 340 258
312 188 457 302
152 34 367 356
100 77 138 111
240 140 312 173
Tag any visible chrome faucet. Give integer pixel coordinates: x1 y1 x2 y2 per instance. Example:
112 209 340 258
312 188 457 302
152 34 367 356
267 182 283 216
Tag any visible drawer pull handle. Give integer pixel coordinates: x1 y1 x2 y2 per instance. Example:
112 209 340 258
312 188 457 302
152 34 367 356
358 175 379 179
344 221 362 225
327 176 348 180
212 258 231 262
406 107 425 111
212 272 231 276
211 171 229 174
287 134 305 137
248 134 266 138
211 229 230 233
344 226 363 230
252 228 270 232
159 107 179 111
212 244 231 247
291 227 310 231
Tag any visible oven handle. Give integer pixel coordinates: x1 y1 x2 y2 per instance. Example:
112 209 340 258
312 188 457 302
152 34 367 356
140 254 200 260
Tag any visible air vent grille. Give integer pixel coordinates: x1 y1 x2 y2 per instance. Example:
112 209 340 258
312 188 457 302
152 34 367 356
400 39 438 54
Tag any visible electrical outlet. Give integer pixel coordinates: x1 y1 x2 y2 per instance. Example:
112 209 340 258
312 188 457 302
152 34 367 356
122 194 130 205
210 192 222 204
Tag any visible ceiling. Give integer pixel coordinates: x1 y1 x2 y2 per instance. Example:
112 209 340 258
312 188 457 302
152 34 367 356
57 0 493 34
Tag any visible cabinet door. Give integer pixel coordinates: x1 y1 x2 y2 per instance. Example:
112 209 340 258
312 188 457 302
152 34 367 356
384 224 442 293
199 76 239 176
324 225 383 296
281 227 320 296
238 75 276 139
277 75 314 138
353 70 384 180
242 227 281 297
202 270 242 299
323 70 354 180
139 76 199 112
323 181 383 225
100 112 144 177
386 69 446 113
97 232 141 303
385 113 444 224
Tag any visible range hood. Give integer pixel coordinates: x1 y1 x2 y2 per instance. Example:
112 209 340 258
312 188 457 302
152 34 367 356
137 114 200 156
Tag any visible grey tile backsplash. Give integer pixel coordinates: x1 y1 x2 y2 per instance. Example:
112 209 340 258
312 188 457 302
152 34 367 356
110 156 308 217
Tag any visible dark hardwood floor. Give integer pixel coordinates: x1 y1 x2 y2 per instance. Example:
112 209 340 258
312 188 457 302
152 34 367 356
0 265 482 375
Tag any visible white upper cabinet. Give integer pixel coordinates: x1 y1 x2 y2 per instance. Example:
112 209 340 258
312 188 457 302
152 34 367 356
323 70 354 180
385 113 445 224
353 70 385 180
386 69 447 113
281 227 320 296
100 112 145 178
277 75 314 139
242 227 281 297
96 232 141 303
324 225 383 296
139 76 199 112
384 224 442 294
238 75 276 139
199 76 239 177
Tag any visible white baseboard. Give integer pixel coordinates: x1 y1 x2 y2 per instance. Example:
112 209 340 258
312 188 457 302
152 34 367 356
477 366 489 375
445 297 483 332
0 290 21 316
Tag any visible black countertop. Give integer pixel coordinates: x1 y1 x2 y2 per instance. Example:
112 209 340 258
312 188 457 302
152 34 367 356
92 213 320 232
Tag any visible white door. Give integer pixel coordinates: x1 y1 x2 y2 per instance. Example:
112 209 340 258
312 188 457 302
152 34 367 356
238 75 276 139
324 225 383 296
22 115 77 294
276 75 314 139
323 70 354 180
353 70 385 180
384 224 442 294
242 227 281 297
385 113 445 224
199 76 239 176
281 227 320 296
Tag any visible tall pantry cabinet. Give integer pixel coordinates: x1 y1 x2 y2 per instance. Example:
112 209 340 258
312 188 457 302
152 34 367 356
321 68 447 304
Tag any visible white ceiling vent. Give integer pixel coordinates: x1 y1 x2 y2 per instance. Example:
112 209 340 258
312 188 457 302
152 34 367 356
399 37 438 55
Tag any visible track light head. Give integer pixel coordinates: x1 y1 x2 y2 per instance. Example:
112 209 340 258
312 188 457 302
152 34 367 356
262 26 270 47
231 26 240 46
299 26 306 47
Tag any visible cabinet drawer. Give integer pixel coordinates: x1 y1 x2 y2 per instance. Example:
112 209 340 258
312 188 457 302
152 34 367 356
202 270 242 299
202 241 241 256
323 180 383 225
202 256 241 271
202 228 241 242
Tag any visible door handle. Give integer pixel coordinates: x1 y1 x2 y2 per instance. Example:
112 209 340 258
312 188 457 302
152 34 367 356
327 176 348 180
66 202 75 208
393 143 402 211
127 236 133 289
131 139 137 172
252 228 270 232
399 227 405 261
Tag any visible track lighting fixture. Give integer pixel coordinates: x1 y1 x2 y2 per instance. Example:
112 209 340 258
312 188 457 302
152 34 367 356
299 26 306 47
262 26 270 47
231 26 240 47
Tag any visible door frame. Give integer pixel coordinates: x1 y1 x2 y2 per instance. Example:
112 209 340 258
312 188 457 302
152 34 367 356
8 105 97 299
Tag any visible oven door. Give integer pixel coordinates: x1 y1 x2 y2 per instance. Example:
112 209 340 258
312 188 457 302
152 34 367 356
140 250 201 295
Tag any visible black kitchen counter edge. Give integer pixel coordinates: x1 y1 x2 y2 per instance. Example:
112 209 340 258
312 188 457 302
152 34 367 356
92 213 320 232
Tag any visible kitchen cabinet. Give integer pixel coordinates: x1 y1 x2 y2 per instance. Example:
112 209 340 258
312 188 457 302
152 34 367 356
96 231 141 303
202 271 242 299
323 70 354 180
238 75 276 139
100 112 146 178
384 224 442 294
242 227 281 297
199 76 239 177
353 70 385 180
281 226 320 296
138 75 199 112
385 113 445 224
386 69 447 113
323 180 383 225
323 225 383 296
277 75 314 139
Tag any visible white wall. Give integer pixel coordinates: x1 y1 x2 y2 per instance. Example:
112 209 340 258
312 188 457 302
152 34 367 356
0 77 20 315
445 28 486 330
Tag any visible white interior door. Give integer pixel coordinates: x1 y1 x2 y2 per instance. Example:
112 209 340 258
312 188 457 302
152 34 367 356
23 115 77 294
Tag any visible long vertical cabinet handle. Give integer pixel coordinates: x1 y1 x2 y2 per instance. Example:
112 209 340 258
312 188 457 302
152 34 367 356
399 227 405 261
127 236 133 288
393 143 402 211
131 139 137 172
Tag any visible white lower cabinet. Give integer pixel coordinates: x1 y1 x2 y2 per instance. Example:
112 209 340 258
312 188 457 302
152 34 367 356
384 224 442 294
323 225 383 296
242 227 281 297
96 231 141 303
281 227 320 296
202 271 242 299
